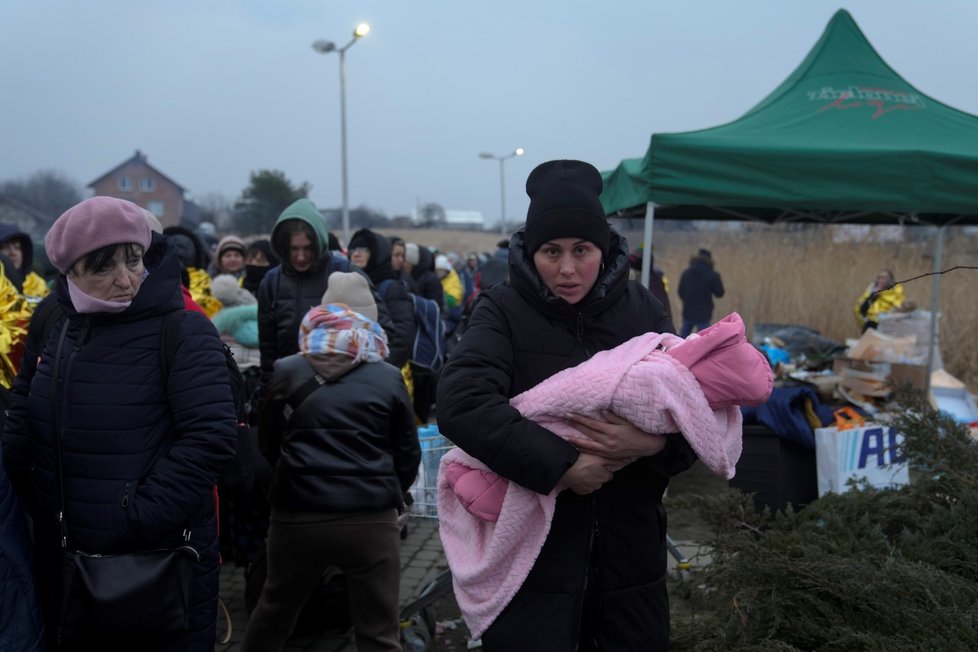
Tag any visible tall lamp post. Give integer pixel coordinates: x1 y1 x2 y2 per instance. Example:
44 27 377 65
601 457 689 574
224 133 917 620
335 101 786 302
479 148 524 237
312 22 370 247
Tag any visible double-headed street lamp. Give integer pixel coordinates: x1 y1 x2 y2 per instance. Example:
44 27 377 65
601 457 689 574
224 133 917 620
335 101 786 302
312 22 370 247
479 147 524 237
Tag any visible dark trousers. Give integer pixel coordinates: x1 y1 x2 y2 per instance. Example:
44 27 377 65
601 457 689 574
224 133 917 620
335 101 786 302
241 508 401 652
679 319 711 337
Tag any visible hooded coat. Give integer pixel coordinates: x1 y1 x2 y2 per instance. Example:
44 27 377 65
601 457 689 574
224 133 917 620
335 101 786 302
1 234 237 651
410 246 444 309
348 228 415 368
0 224 49 300
0 224 33 278
436 227 697 651
161 225 211 271
257 199 400 398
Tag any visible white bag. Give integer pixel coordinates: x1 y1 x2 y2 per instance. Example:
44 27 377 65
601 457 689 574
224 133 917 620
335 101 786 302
814 424 910 496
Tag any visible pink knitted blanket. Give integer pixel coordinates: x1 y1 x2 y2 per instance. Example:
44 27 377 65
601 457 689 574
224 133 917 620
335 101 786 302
437 313 772 638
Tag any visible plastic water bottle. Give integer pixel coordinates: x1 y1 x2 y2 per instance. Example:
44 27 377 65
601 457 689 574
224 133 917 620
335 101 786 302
401 622 430 652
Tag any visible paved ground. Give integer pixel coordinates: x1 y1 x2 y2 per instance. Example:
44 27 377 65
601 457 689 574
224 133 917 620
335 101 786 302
214 460 725 651
215 516 447 651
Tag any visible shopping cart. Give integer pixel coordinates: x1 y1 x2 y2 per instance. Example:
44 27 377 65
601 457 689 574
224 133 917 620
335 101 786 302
399 424 457 650
406 425 456 519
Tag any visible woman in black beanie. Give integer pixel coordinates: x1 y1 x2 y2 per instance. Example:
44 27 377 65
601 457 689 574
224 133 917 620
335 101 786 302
437 160 695 651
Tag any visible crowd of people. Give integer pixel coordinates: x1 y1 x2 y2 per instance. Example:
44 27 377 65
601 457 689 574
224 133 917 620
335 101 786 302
3 158 910 650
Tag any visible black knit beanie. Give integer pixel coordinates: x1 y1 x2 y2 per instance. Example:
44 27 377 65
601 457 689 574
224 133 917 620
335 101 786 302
524 159 610 256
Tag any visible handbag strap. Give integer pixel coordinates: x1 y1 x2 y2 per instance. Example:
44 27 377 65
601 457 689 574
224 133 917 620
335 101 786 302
52 317 192 551
51 320 71 550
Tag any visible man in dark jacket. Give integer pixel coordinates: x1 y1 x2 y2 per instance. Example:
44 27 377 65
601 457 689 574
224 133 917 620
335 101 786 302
257 198 400 401
437 160 697 651
677 247 725 337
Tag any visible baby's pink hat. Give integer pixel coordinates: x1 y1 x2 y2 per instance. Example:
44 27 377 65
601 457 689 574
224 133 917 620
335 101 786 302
45 197 152 274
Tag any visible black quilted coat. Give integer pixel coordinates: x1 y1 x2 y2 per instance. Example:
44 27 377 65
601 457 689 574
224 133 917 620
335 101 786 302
1 237 237 651
437 228 697 651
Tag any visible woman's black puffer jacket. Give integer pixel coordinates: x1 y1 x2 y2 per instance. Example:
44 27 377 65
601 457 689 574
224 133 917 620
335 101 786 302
259 355 420 512
411 245 445 309
2 237 237 652
436 227 697 651
348 228 416 368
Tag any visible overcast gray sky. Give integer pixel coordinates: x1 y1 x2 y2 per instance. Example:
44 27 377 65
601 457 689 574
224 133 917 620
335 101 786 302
2 1 977 233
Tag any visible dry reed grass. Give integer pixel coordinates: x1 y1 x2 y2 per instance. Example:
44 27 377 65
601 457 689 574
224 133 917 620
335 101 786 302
377 224 978 392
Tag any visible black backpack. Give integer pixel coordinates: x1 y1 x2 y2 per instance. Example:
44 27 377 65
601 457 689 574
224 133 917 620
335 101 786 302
29 298 254 494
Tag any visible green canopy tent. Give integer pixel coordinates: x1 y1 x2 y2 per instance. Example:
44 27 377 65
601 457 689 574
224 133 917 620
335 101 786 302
601 8 978 378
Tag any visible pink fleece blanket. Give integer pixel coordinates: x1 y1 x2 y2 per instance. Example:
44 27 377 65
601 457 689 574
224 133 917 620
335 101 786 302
437 313 772 638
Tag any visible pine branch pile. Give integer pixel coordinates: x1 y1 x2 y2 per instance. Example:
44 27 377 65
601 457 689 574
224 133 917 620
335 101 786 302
670 391 978 652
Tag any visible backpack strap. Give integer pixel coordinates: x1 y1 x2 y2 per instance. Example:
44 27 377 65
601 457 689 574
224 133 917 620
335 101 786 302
282 374 327 422
28 296 66 356
159 310 184 384
377 279 394 303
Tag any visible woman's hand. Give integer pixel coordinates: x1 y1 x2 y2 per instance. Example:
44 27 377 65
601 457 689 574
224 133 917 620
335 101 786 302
560 453 614 495
569 411 667 460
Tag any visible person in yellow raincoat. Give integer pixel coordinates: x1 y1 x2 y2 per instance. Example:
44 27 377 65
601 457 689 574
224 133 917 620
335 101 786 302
854 268 904 332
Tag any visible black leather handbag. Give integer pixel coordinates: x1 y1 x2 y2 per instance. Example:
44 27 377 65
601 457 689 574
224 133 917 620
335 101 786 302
48 321 199 644
59 544 199 641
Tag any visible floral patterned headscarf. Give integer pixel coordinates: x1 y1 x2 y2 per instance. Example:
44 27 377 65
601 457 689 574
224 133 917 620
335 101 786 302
298 303 389 363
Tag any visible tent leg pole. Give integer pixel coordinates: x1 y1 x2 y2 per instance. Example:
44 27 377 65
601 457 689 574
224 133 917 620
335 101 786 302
924 224 944 396
640 202 655 288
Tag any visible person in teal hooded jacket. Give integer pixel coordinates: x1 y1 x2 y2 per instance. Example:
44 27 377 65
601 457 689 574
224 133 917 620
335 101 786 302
256 198 402 401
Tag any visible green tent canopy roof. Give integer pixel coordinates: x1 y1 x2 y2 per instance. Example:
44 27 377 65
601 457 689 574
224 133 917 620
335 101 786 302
601 9 978 224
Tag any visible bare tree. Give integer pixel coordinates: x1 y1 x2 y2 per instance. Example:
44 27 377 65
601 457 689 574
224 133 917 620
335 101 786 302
418 202 446 228
195 192 234 231
0 169 83 224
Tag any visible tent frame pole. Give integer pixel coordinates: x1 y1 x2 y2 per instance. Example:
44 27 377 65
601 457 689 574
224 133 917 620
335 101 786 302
640 202 655 288
924 222 944 396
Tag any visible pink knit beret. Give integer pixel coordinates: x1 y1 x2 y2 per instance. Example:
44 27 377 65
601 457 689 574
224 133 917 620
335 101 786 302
45 197 153 274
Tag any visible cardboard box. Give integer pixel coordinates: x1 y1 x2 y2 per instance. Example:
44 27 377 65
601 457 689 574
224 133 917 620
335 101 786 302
831 358 927 395
887 363 928 393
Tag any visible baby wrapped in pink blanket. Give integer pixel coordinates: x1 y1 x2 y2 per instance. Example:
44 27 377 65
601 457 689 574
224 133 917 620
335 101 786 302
437 312 772 638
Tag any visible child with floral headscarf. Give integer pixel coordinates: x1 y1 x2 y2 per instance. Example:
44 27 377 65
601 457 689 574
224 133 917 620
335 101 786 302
246 271 419 652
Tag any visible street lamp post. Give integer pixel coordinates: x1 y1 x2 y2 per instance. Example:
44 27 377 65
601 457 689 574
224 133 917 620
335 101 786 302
312 22 370 248
479 148 524 237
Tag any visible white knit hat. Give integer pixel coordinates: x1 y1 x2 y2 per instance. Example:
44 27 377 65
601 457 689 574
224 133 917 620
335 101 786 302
321 271 378 321
405 242 420 266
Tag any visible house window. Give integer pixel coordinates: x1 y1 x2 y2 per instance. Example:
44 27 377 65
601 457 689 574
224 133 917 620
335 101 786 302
139 177 155 192
147 200 165 218
118 176 133 191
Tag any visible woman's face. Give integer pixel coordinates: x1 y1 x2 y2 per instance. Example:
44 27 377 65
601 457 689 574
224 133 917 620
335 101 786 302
0 240 22 269
532 238 603 305
391 243 405 271
220 249 245 273
70 244 145 302
349 246 371 270
874 270 893 290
